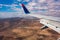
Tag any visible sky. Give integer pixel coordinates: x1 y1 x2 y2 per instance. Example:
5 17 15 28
0 0 60 18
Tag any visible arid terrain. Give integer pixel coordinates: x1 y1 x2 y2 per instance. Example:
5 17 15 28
0 17 60 40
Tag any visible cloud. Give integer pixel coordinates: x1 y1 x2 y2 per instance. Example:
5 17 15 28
0 12 26 18
38 0 46 3
17 0 30 2
0 4 3 8
17 0 22 2
0 0 60 18
27 0 60 17
26 0 48 13
24 0 30 2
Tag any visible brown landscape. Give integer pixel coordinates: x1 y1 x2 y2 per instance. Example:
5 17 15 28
0 17 60 40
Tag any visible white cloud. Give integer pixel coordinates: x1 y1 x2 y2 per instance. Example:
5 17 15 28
17 0 22 2
25 0 60 17
11 4 18 6
26 0 48 11
0 0 60 18
0 4 3 8
24 0 30 2
0 4 3 6
0 12 24 18
17 0 30 2
39 0 46 3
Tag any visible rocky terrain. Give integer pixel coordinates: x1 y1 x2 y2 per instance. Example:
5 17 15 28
0 17 60 40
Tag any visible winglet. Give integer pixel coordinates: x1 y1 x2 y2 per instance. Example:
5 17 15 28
21 4 30 14
21 4 24 6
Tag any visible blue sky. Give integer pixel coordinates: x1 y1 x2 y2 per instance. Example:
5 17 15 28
0 0 30 12
0 0 49 12
0 0 14 5
0 0 60 18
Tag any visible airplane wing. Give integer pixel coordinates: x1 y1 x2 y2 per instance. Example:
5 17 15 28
21 4 60 33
